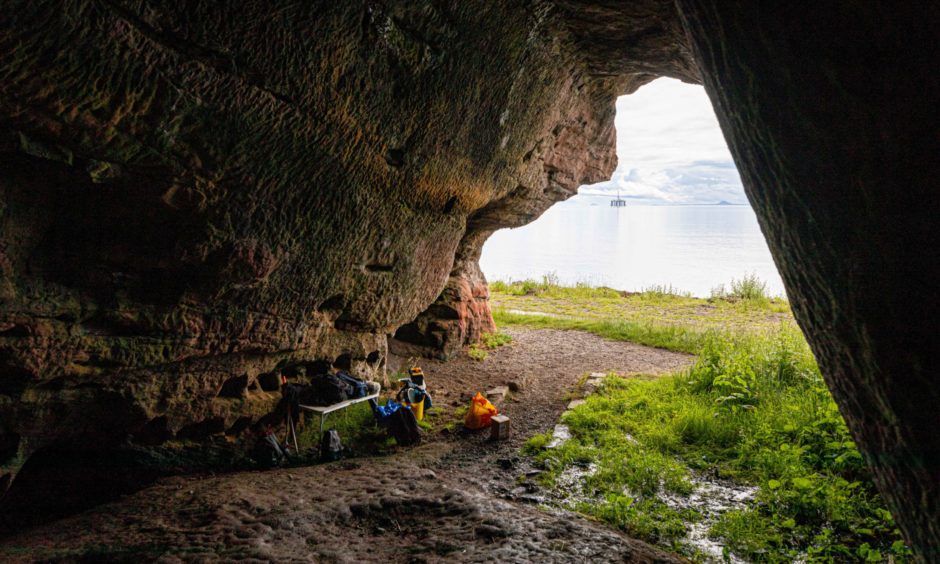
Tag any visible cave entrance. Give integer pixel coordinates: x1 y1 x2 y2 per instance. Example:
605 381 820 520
480 77 784 299
473 77 918 560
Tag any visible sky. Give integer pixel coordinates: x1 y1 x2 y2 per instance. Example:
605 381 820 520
581 78 747 205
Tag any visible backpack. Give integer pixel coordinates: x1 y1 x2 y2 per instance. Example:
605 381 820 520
310 373 352 406
320 429 343 461
252 432 288 469
387 405 422 446
335 371 369 399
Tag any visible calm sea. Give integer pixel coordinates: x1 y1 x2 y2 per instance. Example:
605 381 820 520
479 194 786 298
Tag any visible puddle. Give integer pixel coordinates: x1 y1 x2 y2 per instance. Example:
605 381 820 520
661 477 757 563
538 412 755 562
553 463 600 508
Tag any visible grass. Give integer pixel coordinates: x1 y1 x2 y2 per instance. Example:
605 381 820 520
493 307 709 354
508 276 911 562
481 330 513 348
466 329 513 362
467 344 488 361
490 275 791 339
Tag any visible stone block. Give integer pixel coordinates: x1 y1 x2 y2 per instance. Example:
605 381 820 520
490 415 510 441
486 386 509 402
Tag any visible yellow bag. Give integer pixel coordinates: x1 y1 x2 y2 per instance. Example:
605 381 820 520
464 392 498 430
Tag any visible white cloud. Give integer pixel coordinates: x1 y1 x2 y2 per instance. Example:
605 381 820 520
581 78 746 205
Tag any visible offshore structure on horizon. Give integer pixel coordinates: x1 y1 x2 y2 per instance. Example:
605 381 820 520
611 189 627 207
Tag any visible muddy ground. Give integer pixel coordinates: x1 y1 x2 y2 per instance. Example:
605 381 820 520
0 328 692 563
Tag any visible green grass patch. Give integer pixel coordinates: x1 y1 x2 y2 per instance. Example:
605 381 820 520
490 275 792 337
467 344 488 361
480 330 513 348
525 326 911 561
493 307 709 354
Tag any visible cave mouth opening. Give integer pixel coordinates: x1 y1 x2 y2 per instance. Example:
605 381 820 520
479 77 785 299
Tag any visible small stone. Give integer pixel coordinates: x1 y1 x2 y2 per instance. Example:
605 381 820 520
507 380 524 392
547 424 570 448
567 399 586 410
486 386 509 402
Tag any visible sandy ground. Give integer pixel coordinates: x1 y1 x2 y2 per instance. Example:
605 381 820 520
0 328 692 563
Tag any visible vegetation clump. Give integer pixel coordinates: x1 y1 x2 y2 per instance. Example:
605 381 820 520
509 276 910 561
467 330 513 362
710 272 772 304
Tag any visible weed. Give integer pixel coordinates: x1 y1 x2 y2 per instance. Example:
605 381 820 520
640 284 692 299
467 344 488 361
729 272 768 302
480 331 512 349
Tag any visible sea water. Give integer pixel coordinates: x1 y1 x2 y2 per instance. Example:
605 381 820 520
480 194 786 298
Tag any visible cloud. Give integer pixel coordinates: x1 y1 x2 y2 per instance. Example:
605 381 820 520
579 78 747 205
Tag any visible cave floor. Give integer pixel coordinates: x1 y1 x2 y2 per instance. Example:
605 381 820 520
0 328 692 563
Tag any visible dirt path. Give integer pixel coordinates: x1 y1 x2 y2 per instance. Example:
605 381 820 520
0 328 692 563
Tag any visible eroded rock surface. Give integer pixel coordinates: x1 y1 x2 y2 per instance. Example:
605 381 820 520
677 1 940 558
0 0 694 522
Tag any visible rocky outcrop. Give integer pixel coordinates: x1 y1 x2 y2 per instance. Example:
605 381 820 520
677 1 940 559
1 1 938 559
0 0 694 522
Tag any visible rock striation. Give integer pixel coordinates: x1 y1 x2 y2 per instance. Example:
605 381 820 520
0 0 937 559
0 0 694 524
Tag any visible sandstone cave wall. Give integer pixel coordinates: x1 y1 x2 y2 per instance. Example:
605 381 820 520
0 0 694 502
677 1 940 558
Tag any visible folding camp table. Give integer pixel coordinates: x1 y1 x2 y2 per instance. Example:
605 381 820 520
297 384 381 440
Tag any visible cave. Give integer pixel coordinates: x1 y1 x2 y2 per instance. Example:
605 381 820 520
0 0 936 559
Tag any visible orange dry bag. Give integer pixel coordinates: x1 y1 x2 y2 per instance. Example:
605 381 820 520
464 392 498 430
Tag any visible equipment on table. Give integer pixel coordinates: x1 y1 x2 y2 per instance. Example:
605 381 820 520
336 371 369 399
464 392 499 430
310 372 353 405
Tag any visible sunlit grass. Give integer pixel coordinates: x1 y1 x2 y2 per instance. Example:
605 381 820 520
505 276 910 561
490 275 792 338
493 307 709 354
525 328 911 561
